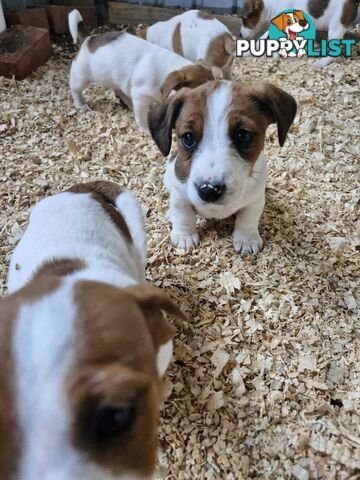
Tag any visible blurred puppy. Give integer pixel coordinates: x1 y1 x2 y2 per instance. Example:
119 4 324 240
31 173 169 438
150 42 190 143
136 10 235 80
68 10 217 131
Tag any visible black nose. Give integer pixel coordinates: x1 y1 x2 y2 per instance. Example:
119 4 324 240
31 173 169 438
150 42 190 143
197 182 226 203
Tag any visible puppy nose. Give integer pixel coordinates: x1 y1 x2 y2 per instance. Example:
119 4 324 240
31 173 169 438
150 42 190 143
197 182 226 202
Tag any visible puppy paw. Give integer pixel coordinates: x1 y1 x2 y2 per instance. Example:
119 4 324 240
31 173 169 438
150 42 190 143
171 231 200 250
233 231 263 254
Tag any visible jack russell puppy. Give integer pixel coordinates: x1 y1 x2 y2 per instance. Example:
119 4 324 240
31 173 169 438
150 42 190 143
3 181 184 480
148 81 297 253
239 0 359 68
136 10 235 80
68 10 218 132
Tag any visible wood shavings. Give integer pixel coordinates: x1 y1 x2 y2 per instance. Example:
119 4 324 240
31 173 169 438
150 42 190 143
1 25 359 479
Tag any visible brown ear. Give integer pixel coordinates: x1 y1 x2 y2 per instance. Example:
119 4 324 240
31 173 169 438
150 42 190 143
124 284 185 350
271 13 287 32
148 94 184 156
251 84 297 147
160 71 185 99
240 0 263 18
224 33 235 56
293 10 305 21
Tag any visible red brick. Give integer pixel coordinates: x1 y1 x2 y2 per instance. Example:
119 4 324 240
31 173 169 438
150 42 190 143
0 25 52 80
45 6 97 34
5 8 49 31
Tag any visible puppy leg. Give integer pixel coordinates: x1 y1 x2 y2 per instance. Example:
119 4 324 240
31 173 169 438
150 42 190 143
70 67 90 109
222 63 233 80
168 193 199 250
313 23 346 69
233 195 265 254
114 89 133 110
132 95 153 133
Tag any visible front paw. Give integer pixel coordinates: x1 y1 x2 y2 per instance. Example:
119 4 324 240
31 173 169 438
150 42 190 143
171 231 200 250
233 231 263 254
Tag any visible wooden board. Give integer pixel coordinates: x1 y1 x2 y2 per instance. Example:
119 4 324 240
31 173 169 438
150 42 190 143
108 1 241 35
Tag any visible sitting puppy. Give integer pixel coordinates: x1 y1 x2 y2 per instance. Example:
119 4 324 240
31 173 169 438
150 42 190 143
148 81 297 253
68 10 217 131
136 10 235 80
3 181 184 480
239 0 358 68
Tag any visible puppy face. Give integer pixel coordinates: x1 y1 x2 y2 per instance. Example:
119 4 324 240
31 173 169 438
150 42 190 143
0 279 181 480
271 11 309 39
149 81 296 217
239 0 265 39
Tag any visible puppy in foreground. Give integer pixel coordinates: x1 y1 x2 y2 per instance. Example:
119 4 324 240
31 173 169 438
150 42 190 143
68 10 217 131
239 0 358 68
148 81 297 253
136 10 235 80
3 181 184 480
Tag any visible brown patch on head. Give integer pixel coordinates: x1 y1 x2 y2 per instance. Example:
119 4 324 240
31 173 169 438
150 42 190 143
197 10 213 20
136 24 148 40
68 281 183 476
68 181 132 243
33 258 86 280
148 81 222 181
172 22 183 56
0 275 61 479
160 61 215 99
341 0 358 27
307 0 330 19
239 0 264 29
205 33 235 69
87 32 123 53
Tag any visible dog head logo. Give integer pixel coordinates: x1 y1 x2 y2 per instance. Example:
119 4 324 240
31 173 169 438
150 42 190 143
269 9 315 58
271 10 309 41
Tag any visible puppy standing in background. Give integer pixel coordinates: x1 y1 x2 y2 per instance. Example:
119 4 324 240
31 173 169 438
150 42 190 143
239 0 359 68
148 81 297 254
3 181 185 480
136 10 235 80
68 10 217 131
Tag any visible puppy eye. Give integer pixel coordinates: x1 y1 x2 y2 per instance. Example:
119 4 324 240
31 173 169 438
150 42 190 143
288 19 292 24
91 405 135 440
234 128 253 149
181 131 196 149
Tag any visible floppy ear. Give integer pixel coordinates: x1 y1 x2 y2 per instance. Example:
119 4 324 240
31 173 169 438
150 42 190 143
240 0 263 18
224 33 236 56
160 71 186 99
252 84 297 147
271 13 287 32
125 284 186 377
148 94 184 156
293 10 305 21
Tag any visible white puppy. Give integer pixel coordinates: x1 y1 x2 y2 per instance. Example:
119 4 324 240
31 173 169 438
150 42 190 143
4 181 184 480
68 10 217 131
136 10 235 80
148 81 297 253
239 0 358 68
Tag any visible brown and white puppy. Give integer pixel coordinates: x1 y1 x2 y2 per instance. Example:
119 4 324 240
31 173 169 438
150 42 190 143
3 181 184 480
148 81 297 253
68 10 217 131
137 10 235 80
239 0 359 68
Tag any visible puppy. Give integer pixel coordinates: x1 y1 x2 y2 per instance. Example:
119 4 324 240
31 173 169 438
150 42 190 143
148 81 297 253
136 10 235 80
3 181 184 480
68 10 217 131
239 0 358 68
272 10 309 58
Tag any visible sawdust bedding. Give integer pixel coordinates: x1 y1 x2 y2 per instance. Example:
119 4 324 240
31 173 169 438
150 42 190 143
0 22 359 480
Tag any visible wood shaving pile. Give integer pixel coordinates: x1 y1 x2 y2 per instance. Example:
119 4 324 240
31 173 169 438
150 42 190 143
0 28 359 479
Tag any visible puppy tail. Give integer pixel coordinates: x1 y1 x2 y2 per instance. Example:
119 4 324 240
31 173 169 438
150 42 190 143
114 190 147 272
68 9 89 45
